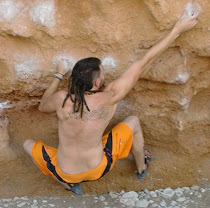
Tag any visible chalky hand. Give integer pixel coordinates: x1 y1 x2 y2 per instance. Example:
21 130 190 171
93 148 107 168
57 59 73 75
173 2 201 35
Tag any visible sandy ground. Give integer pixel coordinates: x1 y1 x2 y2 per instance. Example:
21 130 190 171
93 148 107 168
0 184 209 208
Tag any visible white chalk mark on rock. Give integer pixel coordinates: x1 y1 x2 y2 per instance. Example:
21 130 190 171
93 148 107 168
30 0 55 27
0 0 22 22
102 56 117 75
179 98 188 106
178 121 183 131
0 101 11 109
102 56 116 70
14 58 40 80
179 98 190 111
184 2 202 19
185 2 195 18
175 72 189 84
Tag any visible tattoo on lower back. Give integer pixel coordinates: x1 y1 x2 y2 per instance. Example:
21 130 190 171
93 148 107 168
68 106 109 122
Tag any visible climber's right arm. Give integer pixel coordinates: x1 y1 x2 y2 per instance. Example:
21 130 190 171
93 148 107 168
38 60 71 113
105 9 199 105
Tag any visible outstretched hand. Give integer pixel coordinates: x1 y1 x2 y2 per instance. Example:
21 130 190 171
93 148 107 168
56 59 73 75
173 2 201 35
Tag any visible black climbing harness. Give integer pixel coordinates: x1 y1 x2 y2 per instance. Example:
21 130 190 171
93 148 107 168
101 131 113 177
42 131 113 195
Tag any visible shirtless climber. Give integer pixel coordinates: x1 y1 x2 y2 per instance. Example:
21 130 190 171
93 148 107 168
23 7 199 195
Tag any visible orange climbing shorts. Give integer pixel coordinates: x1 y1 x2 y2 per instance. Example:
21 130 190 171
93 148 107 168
32 122 133 183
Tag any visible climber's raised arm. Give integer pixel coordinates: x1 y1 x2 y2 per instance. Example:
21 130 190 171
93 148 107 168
38 60 71 113
105 9 199 104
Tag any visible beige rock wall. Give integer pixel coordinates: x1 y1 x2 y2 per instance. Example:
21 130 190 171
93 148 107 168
0 0 209 197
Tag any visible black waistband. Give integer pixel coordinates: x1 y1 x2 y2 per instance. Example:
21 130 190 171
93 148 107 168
42 131 113 184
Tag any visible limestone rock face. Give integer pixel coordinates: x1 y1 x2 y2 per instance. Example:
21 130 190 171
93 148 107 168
0 118 16 161
0 0 209 196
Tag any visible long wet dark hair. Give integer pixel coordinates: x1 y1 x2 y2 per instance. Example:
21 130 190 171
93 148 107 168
62 57 101 118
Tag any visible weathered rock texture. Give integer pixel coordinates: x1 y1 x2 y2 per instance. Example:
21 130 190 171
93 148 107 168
0 0 209 197
0 118 16 161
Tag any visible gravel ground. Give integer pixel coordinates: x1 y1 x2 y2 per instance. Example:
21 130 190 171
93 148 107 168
0 184 209 208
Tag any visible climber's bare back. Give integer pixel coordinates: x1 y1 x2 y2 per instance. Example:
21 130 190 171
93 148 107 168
55 90 117 175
